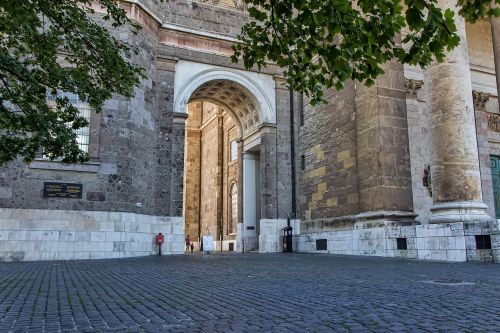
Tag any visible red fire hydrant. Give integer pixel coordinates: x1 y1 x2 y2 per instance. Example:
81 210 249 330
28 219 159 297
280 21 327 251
155 233 164 255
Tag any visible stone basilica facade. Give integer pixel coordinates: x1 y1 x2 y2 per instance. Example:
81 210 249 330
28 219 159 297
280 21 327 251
0 0 500 262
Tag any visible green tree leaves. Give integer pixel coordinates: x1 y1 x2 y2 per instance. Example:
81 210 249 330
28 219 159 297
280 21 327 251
233 0 499 105
0 0 144 164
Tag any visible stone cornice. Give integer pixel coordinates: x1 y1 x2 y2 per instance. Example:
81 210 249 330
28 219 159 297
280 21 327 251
118 0 241 42
91 0 242 56
160 23 239 43
122 0 163 24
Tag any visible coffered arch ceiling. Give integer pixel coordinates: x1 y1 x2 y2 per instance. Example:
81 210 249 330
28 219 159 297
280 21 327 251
189 79 261 135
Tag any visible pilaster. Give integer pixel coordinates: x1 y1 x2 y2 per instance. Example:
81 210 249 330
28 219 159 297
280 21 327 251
490 10 500 106
355 61 415 223
154 56 178 216
274 77 293 218
473 91 496 218
260 131 278 219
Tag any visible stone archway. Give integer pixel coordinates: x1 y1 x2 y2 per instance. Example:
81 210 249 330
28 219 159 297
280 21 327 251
174 61 276 124
175 61 277 252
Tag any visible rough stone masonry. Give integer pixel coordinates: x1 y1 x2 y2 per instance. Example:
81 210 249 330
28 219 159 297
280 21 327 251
0 0 500 262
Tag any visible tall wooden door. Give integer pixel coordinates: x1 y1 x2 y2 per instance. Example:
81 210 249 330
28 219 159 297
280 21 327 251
490 155 500 218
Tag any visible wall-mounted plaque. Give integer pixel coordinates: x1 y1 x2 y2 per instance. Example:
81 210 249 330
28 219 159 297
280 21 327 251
43 182 83 199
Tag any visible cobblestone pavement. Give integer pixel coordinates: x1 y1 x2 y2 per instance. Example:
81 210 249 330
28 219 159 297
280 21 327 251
1 253 500 332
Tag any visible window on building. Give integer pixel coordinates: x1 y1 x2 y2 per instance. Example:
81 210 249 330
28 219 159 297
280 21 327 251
229 183 238 234
230 139 238 161
47 91 91 154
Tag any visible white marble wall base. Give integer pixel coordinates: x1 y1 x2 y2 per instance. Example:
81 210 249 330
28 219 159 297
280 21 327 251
211 240 237 252
259 219 301 253
295 221 499 262
0 209 184 262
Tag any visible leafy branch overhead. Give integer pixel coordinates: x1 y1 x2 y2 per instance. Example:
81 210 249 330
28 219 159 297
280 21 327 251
232 0 500 104
0 0 144 164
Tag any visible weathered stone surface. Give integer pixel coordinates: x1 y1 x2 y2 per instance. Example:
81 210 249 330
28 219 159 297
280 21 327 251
0 187 12 199
86 192 105 202
355 61 413 214
425 1 483 204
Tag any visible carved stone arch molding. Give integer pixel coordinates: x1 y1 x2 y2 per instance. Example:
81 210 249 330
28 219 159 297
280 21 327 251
174 61 276 137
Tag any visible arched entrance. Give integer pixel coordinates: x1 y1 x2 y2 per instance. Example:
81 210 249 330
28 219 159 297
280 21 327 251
174 61 277 252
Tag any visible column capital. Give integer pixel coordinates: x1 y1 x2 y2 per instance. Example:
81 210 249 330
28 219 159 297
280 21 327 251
242 152 259 160
472 90 490 111
404 79 423 100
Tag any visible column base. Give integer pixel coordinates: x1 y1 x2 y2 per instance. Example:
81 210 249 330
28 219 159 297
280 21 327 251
355 210 419 227
429 201 493 224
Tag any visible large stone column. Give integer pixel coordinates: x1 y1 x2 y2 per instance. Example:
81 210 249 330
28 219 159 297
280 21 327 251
355 60 416 224
236 139 244 252
242 152 259 251
183 102 202 241
425 0 490 223
274 77 293 218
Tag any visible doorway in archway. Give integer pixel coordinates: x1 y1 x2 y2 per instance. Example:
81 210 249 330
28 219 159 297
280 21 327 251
183 101 242 251
180 77 267 253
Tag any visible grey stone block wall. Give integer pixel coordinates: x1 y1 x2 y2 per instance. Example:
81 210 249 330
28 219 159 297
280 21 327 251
0 3 289 219
0 19 171 216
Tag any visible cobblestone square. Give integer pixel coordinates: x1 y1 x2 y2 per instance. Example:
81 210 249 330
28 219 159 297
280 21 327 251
1 253 499 332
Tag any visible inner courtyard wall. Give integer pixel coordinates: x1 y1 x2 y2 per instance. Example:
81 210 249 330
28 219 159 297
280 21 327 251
184 101 240 245
200 104 221 238
222 120 239 239
184 102 203 239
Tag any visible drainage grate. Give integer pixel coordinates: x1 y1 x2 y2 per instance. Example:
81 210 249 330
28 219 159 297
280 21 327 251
475 235 492 249
396 238 407 250
316 239 327 251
